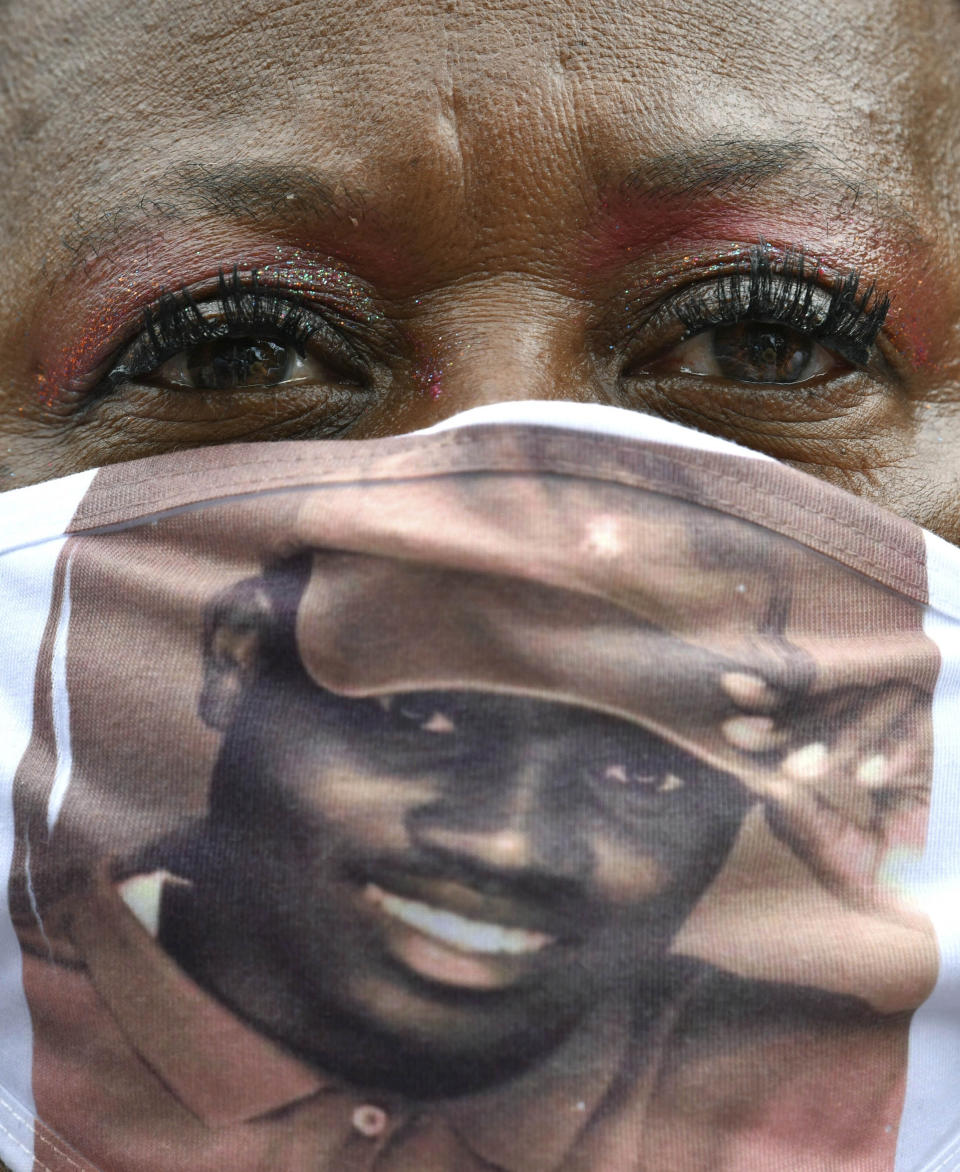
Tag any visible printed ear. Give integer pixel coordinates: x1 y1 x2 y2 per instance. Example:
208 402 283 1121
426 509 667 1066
198 582 273 730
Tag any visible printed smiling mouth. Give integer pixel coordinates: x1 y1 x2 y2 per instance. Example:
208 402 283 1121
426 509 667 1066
363 882 555 956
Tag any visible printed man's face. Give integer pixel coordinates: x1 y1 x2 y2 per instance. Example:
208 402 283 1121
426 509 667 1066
194 666 748 1094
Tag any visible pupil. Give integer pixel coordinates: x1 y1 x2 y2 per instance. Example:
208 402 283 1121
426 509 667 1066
186 338 290 390
712 322 812 383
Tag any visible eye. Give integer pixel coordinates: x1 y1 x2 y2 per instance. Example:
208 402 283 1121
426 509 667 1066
664 321 836 385
155 337 323 391
599 763 685 794
101 267 371 397
627 244 890 391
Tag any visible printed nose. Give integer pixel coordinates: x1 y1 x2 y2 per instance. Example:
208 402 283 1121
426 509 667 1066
415 824 537 872
408 751 592 881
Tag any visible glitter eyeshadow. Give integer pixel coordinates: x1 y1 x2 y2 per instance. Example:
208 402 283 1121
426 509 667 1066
39 248 383 406
261 249 382 325
414 338 444 400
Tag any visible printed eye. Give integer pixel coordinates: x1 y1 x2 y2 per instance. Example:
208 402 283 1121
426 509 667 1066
416 711 457 734
377 694 458 734
599 763 685 794
665 321 837 385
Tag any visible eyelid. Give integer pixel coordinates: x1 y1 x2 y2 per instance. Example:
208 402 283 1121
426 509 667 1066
91 269 376 398
664 276 863 365
658 277 830 337
624 244 892 373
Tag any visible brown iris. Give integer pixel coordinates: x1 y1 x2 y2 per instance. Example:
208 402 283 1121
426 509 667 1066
185 338 291 390
711 322 813 383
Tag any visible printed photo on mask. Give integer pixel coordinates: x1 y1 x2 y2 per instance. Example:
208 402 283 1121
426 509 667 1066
5 428 942 1170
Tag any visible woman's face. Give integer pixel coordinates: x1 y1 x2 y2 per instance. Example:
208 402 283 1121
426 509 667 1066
2 1 959 533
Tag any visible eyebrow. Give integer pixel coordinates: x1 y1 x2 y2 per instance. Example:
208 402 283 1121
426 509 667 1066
627 138 816 197
172 161 359 222
622 136 913 224
59 161 365 265
62 139 921 268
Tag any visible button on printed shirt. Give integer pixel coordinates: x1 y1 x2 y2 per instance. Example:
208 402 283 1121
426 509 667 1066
352 1104 389 1139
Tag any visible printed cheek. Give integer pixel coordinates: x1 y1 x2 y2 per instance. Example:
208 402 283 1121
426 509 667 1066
592 845 667 904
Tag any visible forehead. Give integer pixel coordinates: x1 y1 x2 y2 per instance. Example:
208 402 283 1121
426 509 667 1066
7 0 945 140
4 0 953 281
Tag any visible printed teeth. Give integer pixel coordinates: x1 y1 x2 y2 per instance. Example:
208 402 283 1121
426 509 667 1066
364 883 553 955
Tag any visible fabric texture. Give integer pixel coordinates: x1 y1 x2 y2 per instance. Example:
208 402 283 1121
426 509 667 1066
1 405 956 1171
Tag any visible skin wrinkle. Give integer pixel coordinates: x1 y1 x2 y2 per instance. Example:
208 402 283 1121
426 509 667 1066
54 142 926 278
0 0 959 540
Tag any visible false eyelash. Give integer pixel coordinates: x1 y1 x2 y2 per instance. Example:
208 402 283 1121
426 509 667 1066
105 267 323 389
670 242 890 365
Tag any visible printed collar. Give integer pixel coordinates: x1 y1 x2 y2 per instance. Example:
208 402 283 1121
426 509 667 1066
67 863 674 1171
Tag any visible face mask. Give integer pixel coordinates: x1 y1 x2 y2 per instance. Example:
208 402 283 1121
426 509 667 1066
1 402 959 1172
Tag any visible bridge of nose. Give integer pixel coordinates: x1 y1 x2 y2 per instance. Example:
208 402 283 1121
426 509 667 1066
391 275 608 430
414 731 589 871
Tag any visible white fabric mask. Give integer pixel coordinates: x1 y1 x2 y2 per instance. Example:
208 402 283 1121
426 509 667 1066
2 402 959 1172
